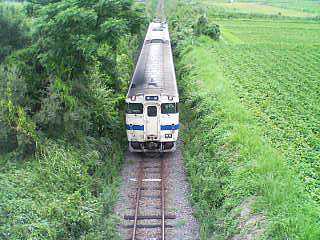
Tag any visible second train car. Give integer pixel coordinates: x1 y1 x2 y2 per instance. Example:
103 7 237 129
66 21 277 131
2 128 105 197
125 20 179 152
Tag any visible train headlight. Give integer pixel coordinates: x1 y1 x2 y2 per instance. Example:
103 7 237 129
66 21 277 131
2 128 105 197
165 134 172 138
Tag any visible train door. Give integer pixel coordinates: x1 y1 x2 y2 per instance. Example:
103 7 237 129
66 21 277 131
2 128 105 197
145 105 159 139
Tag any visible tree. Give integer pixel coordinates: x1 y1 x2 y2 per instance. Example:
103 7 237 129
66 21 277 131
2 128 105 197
0 0 146 156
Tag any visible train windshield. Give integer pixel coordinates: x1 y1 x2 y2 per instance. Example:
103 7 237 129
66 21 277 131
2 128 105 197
161 103 178 114
126 103 143 114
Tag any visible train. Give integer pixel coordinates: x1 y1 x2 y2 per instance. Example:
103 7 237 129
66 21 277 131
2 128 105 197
125 20 179 153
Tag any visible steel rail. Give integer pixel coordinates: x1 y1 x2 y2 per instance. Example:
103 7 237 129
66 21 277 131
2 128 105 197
160 154 166 240
156 0 165 21
131 158 144 240
128 153 170 239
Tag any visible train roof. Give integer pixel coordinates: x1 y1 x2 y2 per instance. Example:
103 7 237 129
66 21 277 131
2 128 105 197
127 22 178 98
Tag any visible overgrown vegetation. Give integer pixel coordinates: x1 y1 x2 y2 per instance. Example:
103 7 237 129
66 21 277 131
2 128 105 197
193 15 220 40
0 140 123 239
0 2 29 63
0 0 146 238
169 0 320 239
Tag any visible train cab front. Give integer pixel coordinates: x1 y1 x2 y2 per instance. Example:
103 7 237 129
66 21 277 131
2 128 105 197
126 95 179 153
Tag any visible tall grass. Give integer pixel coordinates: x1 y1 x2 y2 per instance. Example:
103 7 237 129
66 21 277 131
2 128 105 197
0 139 124 239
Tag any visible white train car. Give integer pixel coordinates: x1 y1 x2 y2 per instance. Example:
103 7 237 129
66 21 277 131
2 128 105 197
125 21 179 152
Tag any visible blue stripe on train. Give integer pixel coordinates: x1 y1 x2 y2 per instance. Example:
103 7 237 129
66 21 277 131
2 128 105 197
126 124 144 130
160 124 180 131
126 124 180 131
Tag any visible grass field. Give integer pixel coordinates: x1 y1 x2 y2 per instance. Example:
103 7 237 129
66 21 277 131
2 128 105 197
218 19 320 44
204 0 320 16
204 1 317 17
169 0 320 239
237 0 320 15
212 18 320 204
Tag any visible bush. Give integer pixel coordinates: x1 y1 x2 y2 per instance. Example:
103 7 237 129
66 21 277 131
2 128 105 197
204 23 221 40
193 15 220 40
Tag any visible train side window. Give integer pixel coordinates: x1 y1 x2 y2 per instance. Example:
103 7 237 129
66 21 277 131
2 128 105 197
147 106 157 117
161 103 178 114
126 103 143 114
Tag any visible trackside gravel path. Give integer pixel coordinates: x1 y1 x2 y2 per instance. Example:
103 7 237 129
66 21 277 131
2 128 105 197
114 143 199 239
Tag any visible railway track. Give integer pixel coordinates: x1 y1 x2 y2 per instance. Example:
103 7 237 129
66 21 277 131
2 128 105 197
123 1 181 239
124 153 175 240
156 0 165 21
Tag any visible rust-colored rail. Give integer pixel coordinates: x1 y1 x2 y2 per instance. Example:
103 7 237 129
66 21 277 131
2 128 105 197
161 154 166 240
156 0 165 21
131 159 144 240
130 154 168 240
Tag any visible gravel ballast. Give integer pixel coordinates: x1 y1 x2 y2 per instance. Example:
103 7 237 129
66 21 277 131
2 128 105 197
114 143 199 239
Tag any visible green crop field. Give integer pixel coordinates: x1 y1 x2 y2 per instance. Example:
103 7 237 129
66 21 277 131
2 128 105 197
236 0 320 15
169 0 320 239
203 1 317 17
218 19 320 44
204 0 320 16
212 18 320 203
